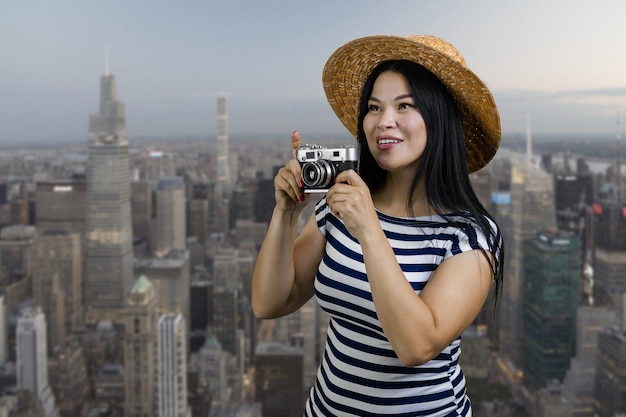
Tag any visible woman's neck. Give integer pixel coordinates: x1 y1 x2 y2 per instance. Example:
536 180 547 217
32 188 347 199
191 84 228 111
373 173 431 217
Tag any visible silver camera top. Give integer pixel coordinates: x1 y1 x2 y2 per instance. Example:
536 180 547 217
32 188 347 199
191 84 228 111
296 144 358 163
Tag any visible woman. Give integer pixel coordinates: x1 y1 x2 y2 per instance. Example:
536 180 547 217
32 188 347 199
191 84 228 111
252 34 504 417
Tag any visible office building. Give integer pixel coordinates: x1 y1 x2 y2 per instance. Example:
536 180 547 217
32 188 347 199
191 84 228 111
48 341 90 417
0 225 36 280
155 177 186 256
34 180 86 235
134 249 190 326
562 305 616 417
124 275 157 417
592 200 626 307
254 342 304 417
84 60 134 324
155 313 190 417
32 230 83 344
16 307 59 417
212 286 238 356
522 230 580 391
131 180 156 255
500 161 556 371
0 296 6 364
592 325 626 416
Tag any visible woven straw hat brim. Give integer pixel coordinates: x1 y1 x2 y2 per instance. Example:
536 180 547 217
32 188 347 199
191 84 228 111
322 35 501 173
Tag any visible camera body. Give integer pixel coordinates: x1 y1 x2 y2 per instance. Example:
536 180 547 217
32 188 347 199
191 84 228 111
296 144 358 193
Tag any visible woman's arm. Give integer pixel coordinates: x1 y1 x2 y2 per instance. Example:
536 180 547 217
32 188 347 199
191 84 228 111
252 209 325 319
251 131 326 319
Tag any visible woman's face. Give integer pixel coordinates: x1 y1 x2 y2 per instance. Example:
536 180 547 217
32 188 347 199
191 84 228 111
363 70 427 176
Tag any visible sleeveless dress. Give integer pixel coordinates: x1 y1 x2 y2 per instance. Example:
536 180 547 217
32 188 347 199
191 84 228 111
304 199 500 417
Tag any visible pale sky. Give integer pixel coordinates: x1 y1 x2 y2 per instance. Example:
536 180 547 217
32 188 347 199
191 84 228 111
2 0 626 145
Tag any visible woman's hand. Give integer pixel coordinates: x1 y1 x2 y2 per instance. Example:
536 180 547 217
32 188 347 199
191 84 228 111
274 131 312 212
325 169 380 242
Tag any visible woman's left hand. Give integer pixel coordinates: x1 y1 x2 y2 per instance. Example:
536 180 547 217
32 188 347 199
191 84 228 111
325 169 380 242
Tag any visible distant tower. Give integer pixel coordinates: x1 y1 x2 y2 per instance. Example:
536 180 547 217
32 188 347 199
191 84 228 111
155 177 186 256
84 51 134 324
156 314 190 417
0 296 6 364
124 275 157 417
16 307 60 417
216 96 230 198
615 107 622 202
526 112 533 167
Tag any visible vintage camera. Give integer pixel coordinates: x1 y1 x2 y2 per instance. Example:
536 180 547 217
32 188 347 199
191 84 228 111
296 144 358 193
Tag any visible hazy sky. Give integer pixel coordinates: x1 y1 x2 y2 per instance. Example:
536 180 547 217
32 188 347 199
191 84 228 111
2 0 626 145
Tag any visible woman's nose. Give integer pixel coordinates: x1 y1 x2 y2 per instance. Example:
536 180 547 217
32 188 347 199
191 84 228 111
378 108 397 129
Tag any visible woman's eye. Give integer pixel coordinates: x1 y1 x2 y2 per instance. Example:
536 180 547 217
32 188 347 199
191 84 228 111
368 104 381 112
398 103 414 110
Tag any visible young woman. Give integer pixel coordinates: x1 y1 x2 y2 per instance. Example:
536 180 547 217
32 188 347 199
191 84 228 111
252 34 504 417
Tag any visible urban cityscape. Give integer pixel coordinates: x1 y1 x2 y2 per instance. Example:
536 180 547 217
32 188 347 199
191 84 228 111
1 62 626 417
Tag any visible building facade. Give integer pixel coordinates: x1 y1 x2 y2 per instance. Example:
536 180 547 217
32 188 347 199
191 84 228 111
522 230 580 391
84 64 134 323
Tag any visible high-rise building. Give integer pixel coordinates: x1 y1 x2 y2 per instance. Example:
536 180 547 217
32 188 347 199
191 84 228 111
212 286 238 356
592 325 626 416
254 342 304 417
187 181 213 248
35 180 87 235
16 307 60 417
0 295 6 364
131 180 156 255
124 275 157 417
32 230 83 347
48 341 90 417
134 249 191 326
522 230 580 391
84 59 134 324
216 96 230 199
0 225 36 280
562 305 616 417
591 200 626 307
156 177 186 256
500 161 557 371
155 313 190 417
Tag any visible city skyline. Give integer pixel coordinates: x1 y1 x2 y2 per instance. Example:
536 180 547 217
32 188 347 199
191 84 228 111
2 1 626 145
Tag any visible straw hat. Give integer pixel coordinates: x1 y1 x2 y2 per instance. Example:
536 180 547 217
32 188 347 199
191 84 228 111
322 34 501 173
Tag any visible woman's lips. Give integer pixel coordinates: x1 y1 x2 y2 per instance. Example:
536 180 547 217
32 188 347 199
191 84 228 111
376 136 402 150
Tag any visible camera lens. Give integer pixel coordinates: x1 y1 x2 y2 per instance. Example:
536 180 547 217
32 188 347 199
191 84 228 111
302 160 335 188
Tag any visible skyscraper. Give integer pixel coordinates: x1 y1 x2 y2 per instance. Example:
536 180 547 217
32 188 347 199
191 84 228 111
124 275 157 417
16 307 60 417
591 199 626 307
522 230 580 391
0 295 6 364
32 230 83 346
500 160 557 371
156 313 190 417
254 342 304 417
216 96 230 199
84 56 134 324
156 177 186 256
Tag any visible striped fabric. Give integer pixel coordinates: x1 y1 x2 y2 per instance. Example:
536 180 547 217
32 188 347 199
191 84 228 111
304 199 498 417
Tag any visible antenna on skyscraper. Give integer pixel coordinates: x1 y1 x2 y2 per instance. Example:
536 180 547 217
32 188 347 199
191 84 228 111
526 112 533 168
616 106 622 202
104 46 110 76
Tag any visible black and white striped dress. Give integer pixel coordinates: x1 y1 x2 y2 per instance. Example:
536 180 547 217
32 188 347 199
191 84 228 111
304 199 498 417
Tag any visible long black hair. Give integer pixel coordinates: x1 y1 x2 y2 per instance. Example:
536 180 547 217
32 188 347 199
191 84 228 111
356 60 504 312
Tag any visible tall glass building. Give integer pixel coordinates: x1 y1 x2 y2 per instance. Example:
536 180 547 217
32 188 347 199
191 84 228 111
84 62 134 323
522 229 580 391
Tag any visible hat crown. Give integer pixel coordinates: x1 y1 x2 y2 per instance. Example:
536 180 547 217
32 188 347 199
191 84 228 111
406 34 467 67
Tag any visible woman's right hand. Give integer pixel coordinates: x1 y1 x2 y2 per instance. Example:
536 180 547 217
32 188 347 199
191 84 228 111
274 131 309 211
